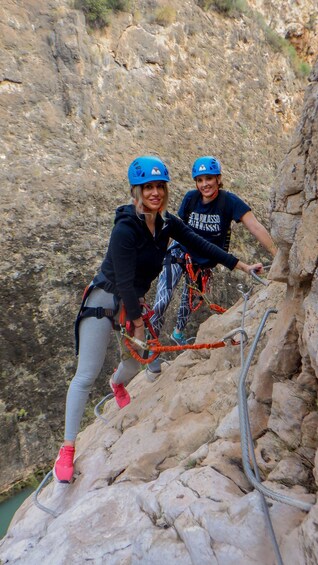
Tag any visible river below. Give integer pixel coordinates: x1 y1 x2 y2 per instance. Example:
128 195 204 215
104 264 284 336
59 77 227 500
0 487 35 539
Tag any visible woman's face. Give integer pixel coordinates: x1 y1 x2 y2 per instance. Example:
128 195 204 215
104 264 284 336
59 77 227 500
141 181 166 212
195 174 221 202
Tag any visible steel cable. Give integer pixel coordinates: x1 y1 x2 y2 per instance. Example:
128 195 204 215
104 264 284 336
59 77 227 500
237 288 284 565
238 307 313 516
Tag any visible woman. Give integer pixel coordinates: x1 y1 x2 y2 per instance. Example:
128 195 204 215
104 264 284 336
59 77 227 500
54 155 263 483
148 155 277 364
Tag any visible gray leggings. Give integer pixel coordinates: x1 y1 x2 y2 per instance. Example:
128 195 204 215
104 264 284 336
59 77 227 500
65 288 140 441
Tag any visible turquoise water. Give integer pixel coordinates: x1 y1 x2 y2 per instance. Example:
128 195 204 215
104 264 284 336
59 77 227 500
0 487 35 539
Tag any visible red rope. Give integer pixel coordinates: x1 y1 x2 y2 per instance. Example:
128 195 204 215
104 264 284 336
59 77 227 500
123 336 235 364
209 303 227 314
120 299 231 365
185 254 227 314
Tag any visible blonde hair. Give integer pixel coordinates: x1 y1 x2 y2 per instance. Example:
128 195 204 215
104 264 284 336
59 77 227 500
131 183 169 219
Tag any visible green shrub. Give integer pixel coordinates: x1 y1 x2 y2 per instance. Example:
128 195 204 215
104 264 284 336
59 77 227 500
240 9 312 78
184 458 197 470
17 408 28 421
265 27 286 52
75 0 110 27
195 0 215 10
262 25 311 77
214 0 248 15
75 0 130 28
296 61 311 78
106 0 130 10
196 0 249 16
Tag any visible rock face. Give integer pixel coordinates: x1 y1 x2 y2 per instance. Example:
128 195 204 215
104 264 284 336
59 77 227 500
0 283 317 563
1 0 317 493
249 0 318 66
0 1 318 563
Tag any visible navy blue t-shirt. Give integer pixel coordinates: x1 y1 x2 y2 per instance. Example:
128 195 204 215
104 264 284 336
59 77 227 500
95 204 239 320
178 189 251 266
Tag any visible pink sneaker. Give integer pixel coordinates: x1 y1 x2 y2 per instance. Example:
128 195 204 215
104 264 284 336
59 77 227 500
110 381 131 409
53 445 75 483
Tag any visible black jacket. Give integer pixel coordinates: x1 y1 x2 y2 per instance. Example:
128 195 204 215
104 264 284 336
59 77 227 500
94 205 239 320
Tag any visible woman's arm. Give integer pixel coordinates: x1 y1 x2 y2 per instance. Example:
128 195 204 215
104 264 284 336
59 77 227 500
169 214 239 270
235 261 263 275
241 211 277 257
169 213 263 273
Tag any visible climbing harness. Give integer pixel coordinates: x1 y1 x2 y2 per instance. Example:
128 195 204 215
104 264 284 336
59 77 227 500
164 187 231 311
185 253 210 313
184 253 227 314
74 283 120 355
118 280 247 366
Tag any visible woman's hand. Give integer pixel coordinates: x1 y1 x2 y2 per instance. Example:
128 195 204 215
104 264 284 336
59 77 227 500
235 261 264 275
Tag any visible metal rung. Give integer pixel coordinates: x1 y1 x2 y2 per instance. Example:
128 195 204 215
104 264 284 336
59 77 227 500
33 470 60 518
223 327 248 346
94 393 114 422
251 269 270 286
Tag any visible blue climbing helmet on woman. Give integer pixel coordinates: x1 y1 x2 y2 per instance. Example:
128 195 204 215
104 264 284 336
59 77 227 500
191 156 222 178
128 155 170 185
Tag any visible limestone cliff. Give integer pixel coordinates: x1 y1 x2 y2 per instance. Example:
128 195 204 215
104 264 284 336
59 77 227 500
1 54 318 565
1 245 317 560
0 2 317 561
1 0 317 494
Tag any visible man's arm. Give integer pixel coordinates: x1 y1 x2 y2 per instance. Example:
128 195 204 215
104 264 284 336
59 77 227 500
241 211 277 258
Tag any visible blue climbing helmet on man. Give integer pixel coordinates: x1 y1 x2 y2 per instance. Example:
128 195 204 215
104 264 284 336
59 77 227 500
192 156 222 178
128 155 171 185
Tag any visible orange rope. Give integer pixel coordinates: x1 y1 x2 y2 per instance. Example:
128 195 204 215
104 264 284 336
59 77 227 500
185 254 227 314
209 303 227 314
123 336 236 364
189 288 204 312
119 298 231 365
